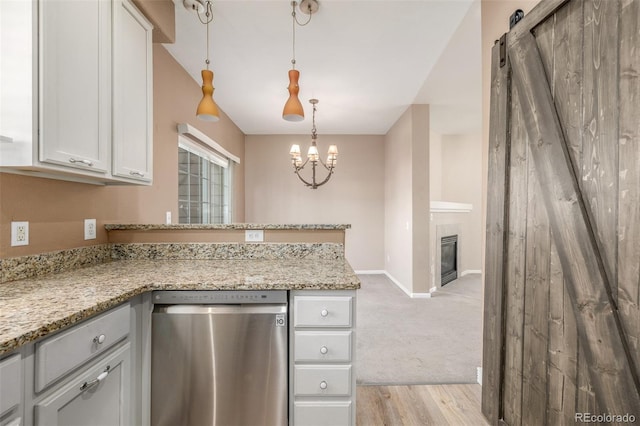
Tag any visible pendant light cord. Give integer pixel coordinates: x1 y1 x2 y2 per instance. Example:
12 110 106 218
291 3 296 69
291 1 313 69
199 1 214 69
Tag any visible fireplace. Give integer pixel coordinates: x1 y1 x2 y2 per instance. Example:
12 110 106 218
441 235 458 286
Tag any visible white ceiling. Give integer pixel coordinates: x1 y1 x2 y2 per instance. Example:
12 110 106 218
164 0 482 136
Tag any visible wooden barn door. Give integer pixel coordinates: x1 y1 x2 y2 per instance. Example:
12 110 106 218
482 0 640 424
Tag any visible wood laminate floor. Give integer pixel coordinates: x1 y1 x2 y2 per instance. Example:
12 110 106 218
356 384 488 426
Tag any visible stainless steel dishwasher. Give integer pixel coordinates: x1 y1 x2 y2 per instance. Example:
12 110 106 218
151 290 288 426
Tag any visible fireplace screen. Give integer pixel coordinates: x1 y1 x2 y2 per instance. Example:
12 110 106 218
441 235 458 286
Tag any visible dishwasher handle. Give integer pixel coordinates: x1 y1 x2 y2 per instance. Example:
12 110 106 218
153 304 287 315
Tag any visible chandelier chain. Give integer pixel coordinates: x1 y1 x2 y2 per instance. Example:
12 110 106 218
311 102 317 138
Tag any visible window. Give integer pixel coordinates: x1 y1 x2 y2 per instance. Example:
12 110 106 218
178 137 233 224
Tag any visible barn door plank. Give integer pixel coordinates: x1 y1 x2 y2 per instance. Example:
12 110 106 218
521 168 551 426
482 38 511 425
509 30 640 415
618 0 640 376
548 242 579 424
552 0 584 180
509 0 571 42
549 0 587 416
582 0 620 301
501 83 529 426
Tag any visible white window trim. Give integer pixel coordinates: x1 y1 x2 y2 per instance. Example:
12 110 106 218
179 136 229 168
177 123 240 164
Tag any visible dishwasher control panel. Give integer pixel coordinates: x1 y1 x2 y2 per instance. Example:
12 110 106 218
152 290 288 305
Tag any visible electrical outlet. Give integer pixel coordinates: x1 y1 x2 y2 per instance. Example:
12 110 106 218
166 211 172 224
84 219 97 240
245 230 264 242
11 221 29 246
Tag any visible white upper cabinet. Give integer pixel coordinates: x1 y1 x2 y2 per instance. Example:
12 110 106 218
0 0 153 185
112 0 153 183
39 0 111 175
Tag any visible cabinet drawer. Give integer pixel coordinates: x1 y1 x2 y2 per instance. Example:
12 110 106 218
34 343 131 426
294 365 351 397
35 303 130 392
294 401 351 426
295 331 352 362
0 354 21 416
294 296 352 328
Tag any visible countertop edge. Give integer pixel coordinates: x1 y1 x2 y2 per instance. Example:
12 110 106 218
0 275 360 356
105 223 352 231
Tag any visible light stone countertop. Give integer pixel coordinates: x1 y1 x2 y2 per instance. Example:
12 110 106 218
0 259 360 356
105 223 351 231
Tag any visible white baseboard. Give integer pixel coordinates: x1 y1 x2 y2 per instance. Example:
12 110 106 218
461 270 482 277
354 270 386 275
477 366 482 385
384 271 432 299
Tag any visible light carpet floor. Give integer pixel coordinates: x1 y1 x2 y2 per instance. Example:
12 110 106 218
356 274 483 385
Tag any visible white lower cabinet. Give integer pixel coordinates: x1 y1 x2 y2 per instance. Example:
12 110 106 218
290 291 357 426
34 343 131 425
7 301 140 426
0 354 23 426
294 401 352 426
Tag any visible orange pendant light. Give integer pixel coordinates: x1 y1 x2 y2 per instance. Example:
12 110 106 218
194 0 219 123
283 0 318 122
283 69 304 121
197 69 219 122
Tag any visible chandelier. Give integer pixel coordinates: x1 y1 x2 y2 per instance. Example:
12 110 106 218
289 99 338 189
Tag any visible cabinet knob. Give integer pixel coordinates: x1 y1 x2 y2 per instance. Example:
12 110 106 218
93 334 106 344
320 309 329 317
129 170 145 177
319 381 328 390
320 346 328 355
69 158 94 167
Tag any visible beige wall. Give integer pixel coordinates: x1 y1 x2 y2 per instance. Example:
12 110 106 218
441 133 483 272
384 105 430 294
429 131 443 201
0 45 245 258
244 134 384 271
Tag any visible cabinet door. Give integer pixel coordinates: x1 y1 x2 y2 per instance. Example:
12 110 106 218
112 0 153 183
34 344 130 426
39 0 110 174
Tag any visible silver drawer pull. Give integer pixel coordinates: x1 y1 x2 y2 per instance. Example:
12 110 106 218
320 346 328 355
80 365 110 391
320 309 329 317
129 170 145 177
319 381 328 390
93 334 106 344
69 158 94 167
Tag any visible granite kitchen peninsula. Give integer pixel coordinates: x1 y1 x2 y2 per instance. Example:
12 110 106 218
0 224 360 426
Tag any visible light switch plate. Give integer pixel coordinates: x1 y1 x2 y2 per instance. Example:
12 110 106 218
11 221 29 246
245 230 264 242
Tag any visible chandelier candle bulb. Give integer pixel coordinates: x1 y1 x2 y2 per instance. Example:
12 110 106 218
307 144 319 161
